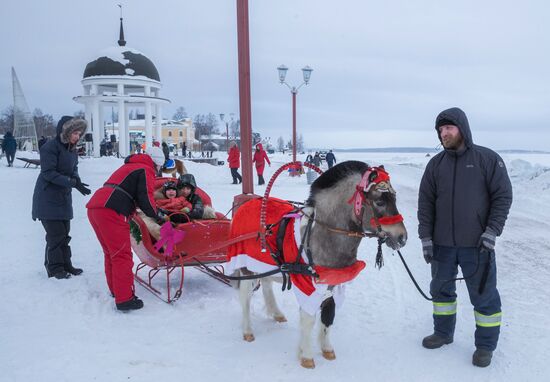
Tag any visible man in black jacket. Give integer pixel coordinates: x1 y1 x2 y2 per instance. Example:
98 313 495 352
32 116 91 279
418 107 512 367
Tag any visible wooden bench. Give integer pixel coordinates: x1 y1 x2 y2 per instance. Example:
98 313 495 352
17 157 41 168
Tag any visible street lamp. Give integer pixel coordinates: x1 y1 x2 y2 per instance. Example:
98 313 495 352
277 64 313 163
219 113 234 152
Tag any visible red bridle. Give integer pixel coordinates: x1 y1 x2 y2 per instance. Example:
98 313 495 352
347 167 404 228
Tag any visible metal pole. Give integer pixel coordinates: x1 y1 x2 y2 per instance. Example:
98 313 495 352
236 0 254 195
292 90 297 162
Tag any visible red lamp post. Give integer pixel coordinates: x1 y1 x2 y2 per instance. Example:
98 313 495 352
277 65 313 163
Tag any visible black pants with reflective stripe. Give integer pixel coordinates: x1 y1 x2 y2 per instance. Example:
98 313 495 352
431 245 501 351
41 220 72 277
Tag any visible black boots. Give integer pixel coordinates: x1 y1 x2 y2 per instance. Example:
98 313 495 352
472 349 493 367
258 175 265 185
52 270 71 279
65 265 83 276
422 334 453 349
116 296 144 311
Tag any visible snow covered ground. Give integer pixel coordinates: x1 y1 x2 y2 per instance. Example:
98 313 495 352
1 150 549 382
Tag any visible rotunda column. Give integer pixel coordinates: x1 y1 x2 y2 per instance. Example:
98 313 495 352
98 103 105 141
155 103 162 145
118 100 127 157
145 101 153 150
92 100 101 157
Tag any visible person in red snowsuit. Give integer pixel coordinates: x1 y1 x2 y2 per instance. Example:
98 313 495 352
252 143 271 185
227 141 242 184
86 148 165 311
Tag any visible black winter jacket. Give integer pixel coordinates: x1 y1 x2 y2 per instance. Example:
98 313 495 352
418 107 513 247
32 118 86 221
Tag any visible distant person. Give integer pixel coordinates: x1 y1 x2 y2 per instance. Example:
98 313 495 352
228 141 242 184
31 116 90 279
312 152 321 167
252 143 271 185
418 107 513 367
1 131 17 167
38 136 48 150
86 147 166 311
162 142 170 161
325 150 336 168
305 152 313 163
182 141 187 158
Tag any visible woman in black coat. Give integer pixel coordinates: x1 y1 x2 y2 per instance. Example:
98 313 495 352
32 116 90 279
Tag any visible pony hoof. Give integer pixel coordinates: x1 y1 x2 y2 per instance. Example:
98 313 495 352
300 358 315 369
274 315 287 323
322 350 336 360
243 333 255 342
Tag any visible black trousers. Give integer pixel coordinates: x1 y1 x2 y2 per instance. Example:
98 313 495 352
41 220 73 277
6 151 15 166
231 168 242 184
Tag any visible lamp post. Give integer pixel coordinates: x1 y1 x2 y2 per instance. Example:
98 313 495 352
277 65 313 163
219 113 235 152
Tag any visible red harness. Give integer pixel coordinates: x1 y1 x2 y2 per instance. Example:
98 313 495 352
347 167 404 228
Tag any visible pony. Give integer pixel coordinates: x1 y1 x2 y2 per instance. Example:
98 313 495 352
226 160 408 368
160 158 187 178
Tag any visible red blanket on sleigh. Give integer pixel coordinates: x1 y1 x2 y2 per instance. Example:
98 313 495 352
226 198 365 314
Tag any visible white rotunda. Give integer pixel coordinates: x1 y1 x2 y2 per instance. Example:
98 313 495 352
73 18 170 157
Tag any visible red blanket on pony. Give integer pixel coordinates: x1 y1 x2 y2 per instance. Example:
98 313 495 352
225 197 366 315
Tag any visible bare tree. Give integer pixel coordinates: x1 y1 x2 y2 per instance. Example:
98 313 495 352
172 106 188 121
296 134 304 152
230 119 240 138
33 109 56 137
277 136 285 151
0 106 15 134
193 113 220 139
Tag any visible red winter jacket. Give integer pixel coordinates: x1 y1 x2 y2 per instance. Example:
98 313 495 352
228 146 240 169
86 154 158 218
252 143 271 175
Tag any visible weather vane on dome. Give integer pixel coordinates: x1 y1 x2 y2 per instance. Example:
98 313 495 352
117 4 126 47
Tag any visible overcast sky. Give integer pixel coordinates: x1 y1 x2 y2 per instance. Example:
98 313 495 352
1 0 549 150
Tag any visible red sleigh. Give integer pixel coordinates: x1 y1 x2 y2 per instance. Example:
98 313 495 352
129 177 257 303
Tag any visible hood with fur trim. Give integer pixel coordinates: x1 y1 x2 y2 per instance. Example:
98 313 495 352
57 116 87 145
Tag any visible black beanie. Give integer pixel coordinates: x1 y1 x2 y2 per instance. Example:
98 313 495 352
436 118 456 129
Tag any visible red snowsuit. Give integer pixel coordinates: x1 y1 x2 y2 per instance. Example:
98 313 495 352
252 143 271 176
86 154 158 304
227 146 241 169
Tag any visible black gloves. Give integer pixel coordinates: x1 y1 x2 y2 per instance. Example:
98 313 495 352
478 228 496 253
72 177 91 196
156 208 170 225
421 238 433 264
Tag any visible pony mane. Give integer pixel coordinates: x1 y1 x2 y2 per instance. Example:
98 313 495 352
307 161 369 206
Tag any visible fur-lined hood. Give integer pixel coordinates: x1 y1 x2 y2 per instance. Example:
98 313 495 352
57 116 87 145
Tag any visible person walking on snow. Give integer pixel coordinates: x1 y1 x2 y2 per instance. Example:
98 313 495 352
252 143 271 185
228 141 242 184
325 150 336 168
31 116 90 279
1 131 17 167
86 147 166 311
418 107 512 367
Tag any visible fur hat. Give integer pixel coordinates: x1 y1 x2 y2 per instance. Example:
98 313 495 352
59 117 87 144
147 147 165 167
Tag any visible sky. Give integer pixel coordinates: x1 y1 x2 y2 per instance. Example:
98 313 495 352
1 0 549 150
